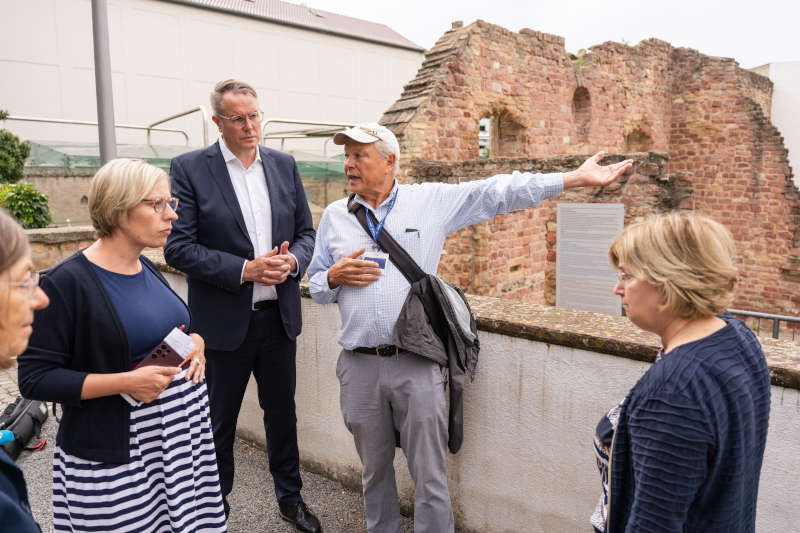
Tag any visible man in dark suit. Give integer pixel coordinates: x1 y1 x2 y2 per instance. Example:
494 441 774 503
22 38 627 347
165 79 320 533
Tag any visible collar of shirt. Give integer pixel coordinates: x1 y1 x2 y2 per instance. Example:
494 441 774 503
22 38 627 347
218 136 262 167
352 180 399 215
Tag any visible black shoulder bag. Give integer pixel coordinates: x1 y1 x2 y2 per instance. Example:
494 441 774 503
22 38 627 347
0 396 49 460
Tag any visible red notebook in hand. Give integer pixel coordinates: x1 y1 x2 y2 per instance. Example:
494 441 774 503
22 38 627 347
133 327 194 369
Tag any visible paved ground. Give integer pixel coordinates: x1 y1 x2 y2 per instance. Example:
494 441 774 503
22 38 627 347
0 361 20 405
3 364 421 532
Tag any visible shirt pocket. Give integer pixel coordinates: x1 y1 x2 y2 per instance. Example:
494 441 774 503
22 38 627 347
394 229 422 265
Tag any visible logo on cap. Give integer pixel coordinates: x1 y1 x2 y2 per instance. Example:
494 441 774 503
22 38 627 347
358 126 381 138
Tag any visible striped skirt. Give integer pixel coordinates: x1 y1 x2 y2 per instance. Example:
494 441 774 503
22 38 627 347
53 369 227 532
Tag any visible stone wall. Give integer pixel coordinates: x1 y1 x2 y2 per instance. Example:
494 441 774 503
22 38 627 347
382 23 678 171
667 49 800 315
25 169 95 226
381 20 800 316
24 168 329 228
26 226 95 271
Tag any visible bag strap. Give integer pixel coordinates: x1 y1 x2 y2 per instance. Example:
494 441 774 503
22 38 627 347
347 194 426 284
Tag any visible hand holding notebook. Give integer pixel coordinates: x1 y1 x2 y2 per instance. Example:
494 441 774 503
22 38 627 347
122 328 196 406
133 327 195 369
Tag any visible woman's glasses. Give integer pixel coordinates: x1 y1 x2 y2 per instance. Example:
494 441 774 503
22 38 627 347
1 271 40 298
140 197 179 213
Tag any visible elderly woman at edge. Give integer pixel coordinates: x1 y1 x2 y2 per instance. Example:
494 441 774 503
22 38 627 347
591 211 771 533
19 159 226 532
0 210 49 532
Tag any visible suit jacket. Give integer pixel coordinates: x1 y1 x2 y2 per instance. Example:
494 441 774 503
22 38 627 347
164 142 315 351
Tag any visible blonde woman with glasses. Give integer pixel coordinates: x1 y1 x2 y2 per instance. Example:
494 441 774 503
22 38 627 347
19 159 226 532
591 211 770 533
0 210 49 532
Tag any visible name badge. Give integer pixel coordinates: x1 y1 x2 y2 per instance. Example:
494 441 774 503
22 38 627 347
363 251 389 271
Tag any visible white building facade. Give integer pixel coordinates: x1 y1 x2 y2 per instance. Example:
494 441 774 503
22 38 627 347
0 0 425 149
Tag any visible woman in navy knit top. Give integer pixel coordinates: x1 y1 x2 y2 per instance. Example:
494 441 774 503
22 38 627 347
591 212 771 533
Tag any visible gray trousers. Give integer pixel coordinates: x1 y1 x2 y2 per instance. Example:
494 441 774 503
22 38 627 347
337 349 455 533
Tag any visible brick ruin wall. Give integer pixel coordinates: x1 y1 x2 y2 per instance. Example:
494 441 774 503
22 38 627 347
383 20 800 316
667 49 800 316
408 153 679 305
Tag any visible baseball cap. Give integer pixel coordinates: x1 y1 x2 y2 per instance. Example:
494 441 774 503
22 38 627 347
333 123 399 155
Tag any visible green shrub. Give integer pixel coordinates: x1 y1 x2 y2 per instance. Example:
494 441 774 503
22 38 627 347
0 182 52 229
0 109 31 183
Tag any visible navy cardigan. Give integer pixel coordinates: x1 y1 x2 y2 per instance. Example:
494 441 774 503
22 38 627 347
18 252 188 464
0 448 40 532
607 315 771 532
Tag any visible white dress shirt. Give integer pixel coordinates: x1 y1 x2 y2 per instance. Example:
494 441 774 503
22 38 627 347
219 137 294 304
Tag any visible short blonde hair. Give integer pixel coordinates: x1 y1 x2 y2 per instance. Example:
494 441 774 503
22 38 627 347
89 159 169 238
608 211 738 319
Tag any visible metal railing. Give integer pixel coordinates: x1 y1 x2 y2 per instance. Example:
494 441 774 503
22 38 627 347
146 106 208 147
261 118 354 157
5 115 191 145
728 308 800 341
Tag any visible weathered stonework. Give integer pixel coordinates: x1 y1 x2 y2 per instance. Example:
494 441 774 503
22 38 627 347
24 169 95 225
26 226 95 271
381 20 800 317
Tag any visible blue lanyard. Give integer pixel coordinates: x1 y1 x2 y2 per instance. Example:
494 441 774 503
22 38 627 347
366 188 398 251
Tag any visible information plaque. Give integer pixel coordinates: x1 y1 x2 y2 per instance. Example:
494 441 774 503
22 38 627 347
556 203 624 315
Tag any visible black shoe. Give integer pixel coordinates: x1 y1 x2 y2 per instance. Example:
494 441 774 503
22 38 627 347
279 501 322 533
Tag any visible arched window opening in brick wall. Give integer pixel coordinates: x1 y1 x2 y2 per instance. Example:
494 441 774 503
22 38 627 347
478 117 491 159
490 113 527 157
624 129 653 152
477 110 527 158
572 87 591 142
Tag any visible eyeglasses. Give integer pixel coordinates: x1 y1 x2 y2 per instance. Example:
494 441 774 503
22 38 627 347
141 197 179 213
616 272 636 285
1 271 40 297
217 110 263 127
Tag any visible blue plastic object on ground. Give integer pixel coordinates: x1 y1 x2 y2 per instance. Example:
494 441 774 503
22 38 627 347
0 429 14 445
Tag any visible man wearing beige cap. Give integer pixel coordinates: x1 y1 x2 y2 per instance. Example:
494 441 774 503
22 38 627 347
308 122 631 532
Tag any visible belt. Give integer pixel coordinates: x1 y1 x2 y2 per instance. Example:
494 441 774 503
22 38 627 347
252 300 278 311
353 345 398 357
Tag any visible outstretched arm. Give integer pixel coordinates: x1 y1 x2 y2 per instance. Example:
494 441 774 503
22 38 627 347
564 151 633 189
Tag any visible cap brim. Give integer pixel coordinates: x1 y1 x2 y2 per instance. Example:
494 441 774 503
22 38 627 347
333 128 379 145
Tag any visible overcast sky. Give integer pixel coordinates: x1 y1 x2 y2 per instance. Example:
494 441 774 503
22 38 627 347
305 0 798 69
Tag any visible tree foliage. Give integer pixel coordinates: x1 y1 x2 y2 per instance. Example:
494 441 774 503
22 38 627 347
0 182 52 229
0 109 31 183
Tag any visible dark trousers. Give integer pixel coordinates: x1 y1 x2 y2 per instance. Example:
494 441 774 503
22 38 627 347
205 304 301 515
